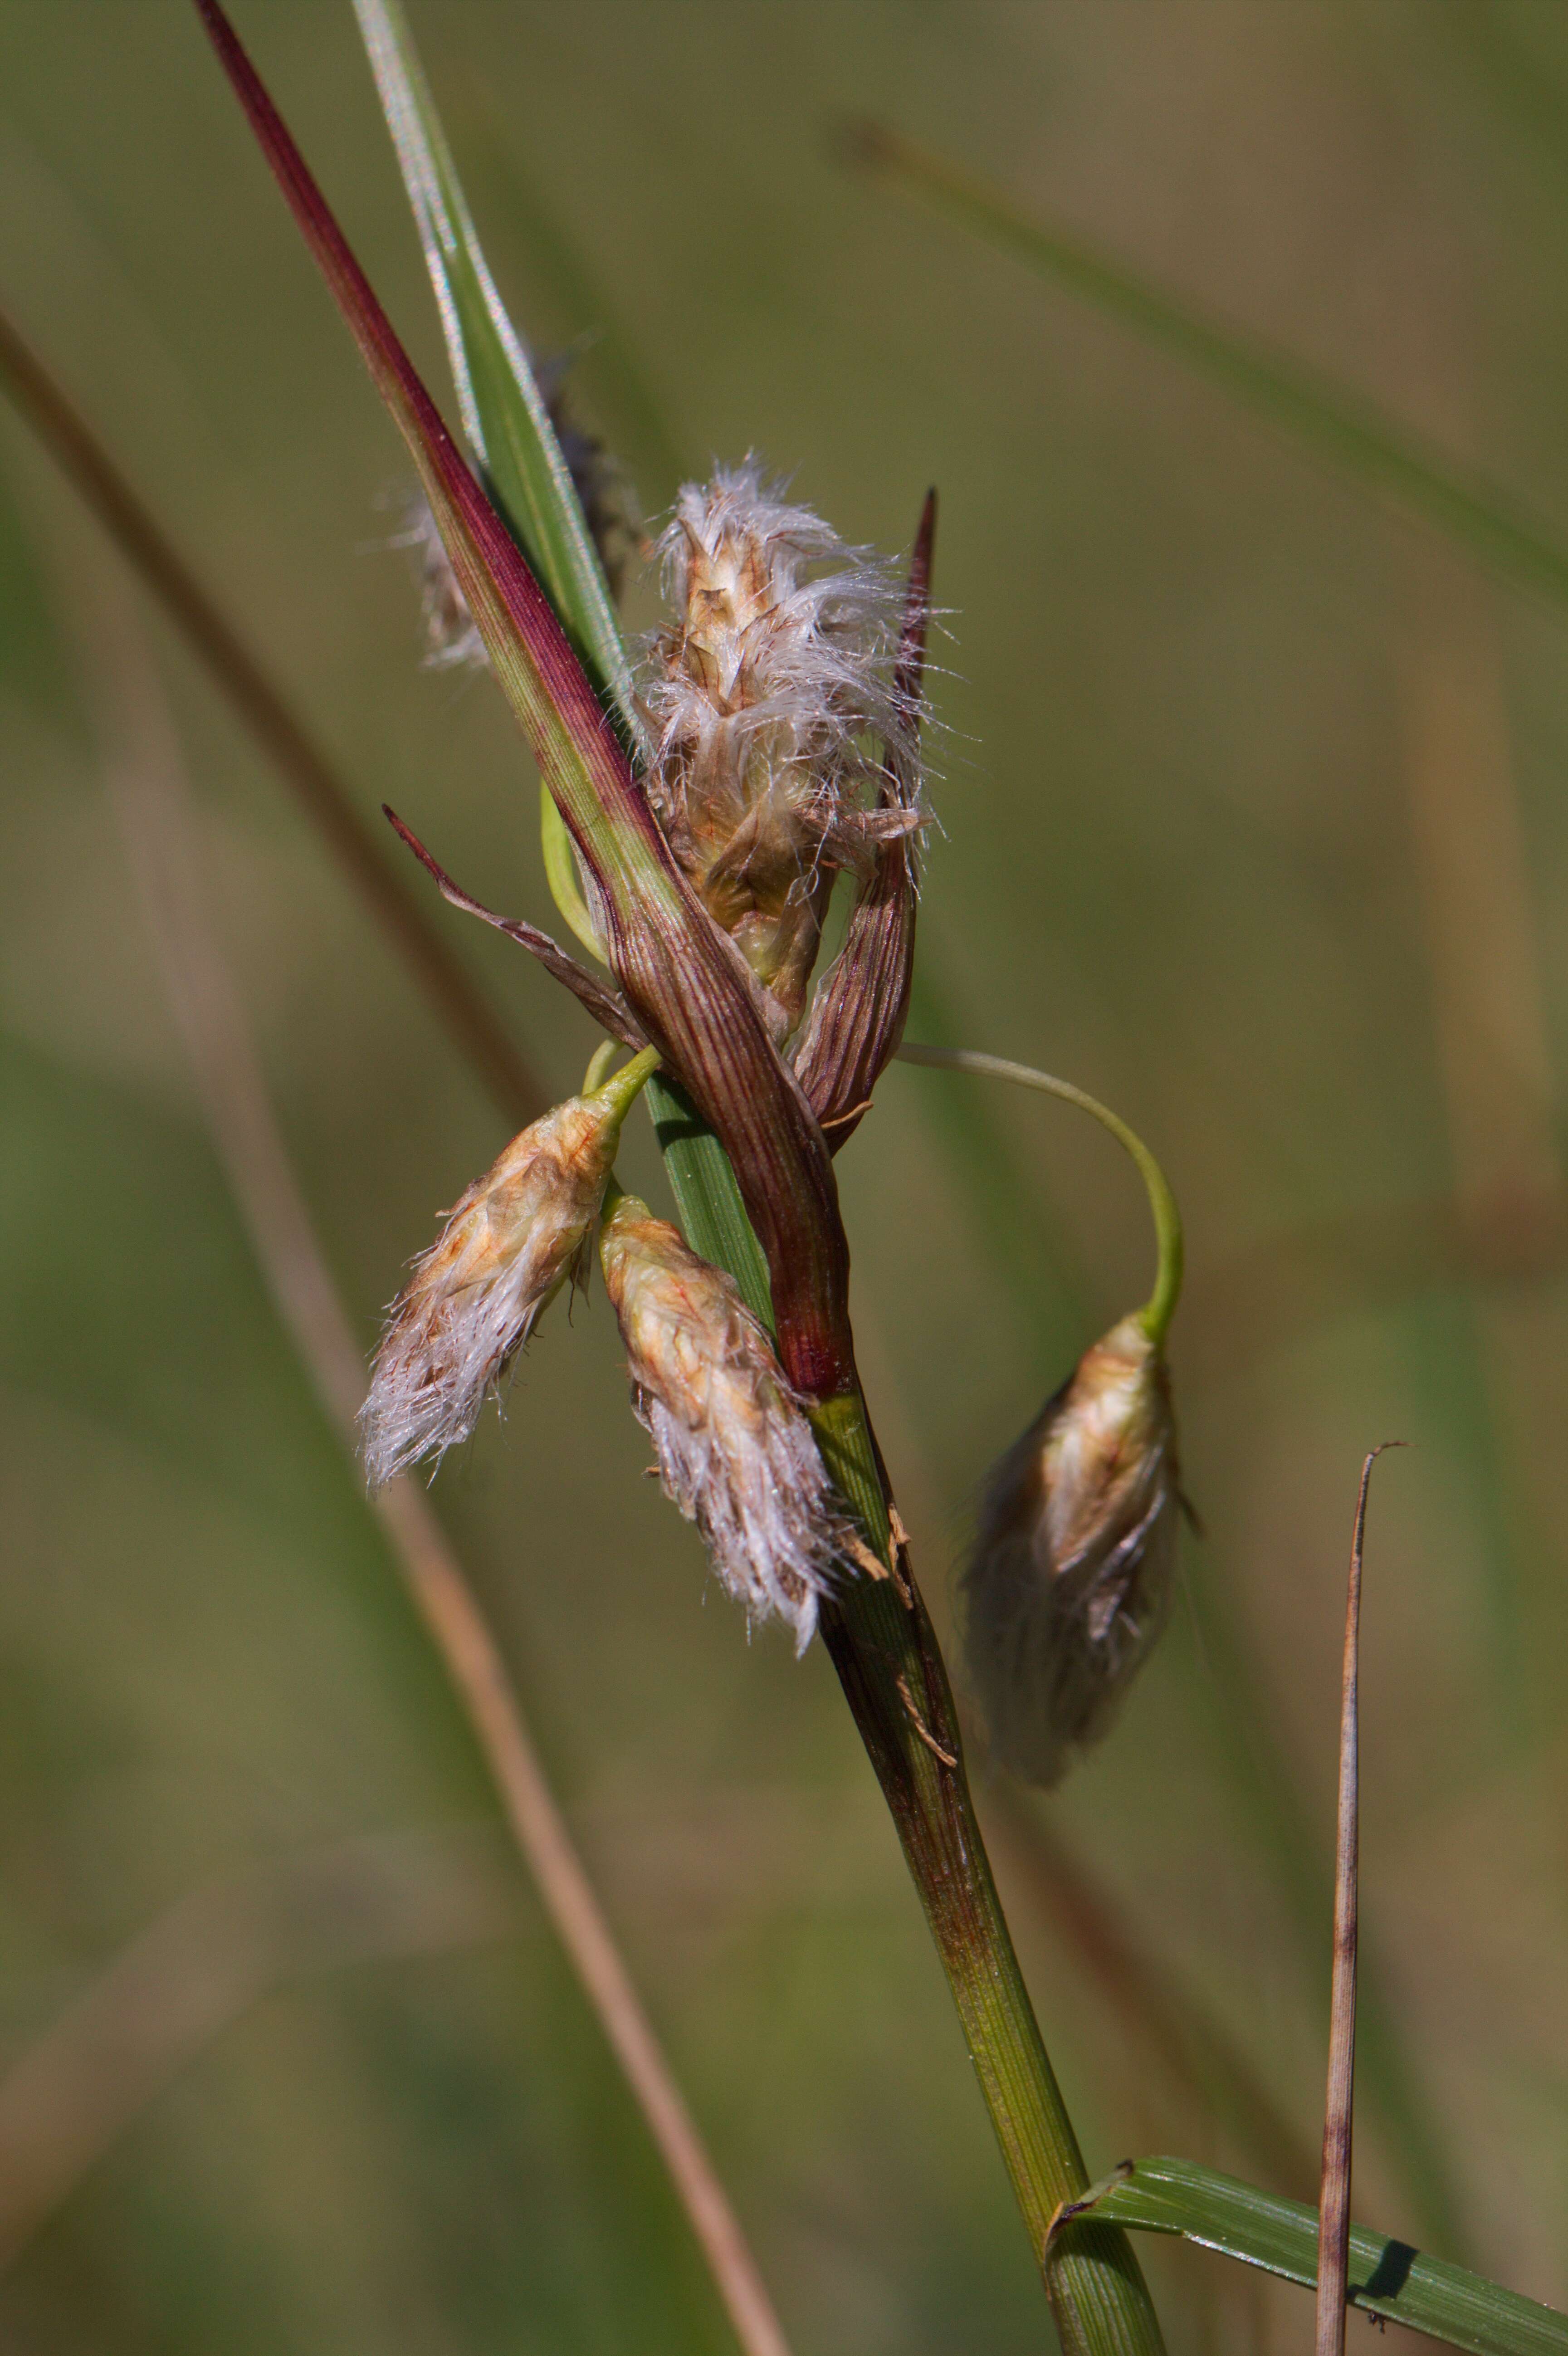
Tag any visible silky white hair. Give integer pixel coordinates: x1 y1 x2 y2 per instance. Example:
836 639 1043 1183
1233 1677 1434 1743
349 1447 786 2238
639 463 925 1026
360 1095 620 1488
645 460 919 807
600 1193 848 1653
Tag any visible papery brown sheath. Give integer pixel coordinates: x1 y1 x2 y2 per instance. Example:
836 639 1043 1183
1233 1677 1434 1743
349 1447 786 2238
794 490 934 1148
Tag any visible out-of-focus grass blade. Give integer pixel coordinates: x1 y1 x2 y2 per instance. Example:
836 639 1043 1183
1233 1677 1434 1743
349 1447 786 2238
1068 2157 1566 2356
351 0 640 746
846 120 1568 608
0 304 546 1127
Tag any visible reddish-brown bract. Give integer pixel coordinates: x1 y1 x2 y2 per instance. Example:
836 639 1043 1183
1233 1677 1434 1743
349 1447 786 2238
794 490 935 1145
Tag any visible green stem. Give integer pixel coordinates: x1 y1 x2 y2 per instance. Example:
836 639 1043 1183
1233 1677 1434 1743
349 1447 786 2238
650 1107 1167 2356
896 1043 1184 1348
588 1041 661 1123
542 779 606 959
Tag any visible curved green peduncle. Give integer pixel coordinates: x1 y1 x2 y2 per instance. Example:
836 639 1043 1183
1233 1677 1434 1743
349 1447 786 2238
896 1042 1184 1348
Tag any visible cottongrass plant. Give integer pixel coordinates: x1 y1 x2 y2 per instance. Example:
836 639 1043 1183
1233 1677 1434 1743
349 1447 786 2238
68 5 1560 2351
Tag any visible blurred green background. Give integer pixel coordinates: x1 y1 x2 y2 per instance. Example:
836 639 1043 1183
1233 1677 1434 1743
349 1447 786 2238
4 1 1568 2349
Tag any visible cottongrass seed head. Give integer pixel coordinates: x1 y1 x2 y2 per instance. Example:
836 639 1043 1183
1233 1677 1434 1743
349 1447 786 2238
963 1312 1179 1787
360 1083 633 1489
641 461 925 1029
599 1190 847 1653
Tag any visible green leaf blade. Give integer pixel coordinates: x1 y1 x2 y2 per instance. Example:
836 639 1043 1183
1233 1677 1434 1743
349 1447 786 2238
351 0 642 744
1080 2158 1567 2356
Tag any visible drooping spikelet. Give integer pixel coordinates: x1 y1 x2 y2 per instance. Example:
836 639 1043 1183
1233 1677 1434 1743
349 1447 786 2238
962 1314 1179 1787
360 1058 651 1488
599 1190 847 1652
642 462 925 1032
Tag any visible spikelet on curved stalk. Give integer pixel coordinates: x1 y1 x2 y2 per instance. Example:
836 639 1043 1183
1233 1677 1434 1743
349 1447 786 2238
642 461 926 1034
599 1190 847 1652
360 1054 655 1486
963 1314 1179 1787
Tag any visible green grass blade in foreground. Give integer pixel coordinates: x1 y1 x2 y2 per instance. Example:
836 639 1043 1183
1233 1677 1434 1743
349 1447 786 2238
351 0 639 742
848 121 1568 608
1070 2158 1565 2356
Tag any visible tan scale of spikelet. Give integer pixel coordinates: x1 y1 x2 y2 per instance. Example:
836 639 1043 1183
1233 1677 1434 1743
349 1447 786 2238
962 1314 1179 1787
641 462 925 1034
359 1091 627 1488
599 1191 848 1653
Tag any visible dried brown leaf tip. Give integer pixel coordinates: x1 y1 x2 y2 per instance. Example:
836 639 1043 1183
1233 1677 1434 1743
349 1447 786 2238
963 1313 1179 1787
361 1050 658 1486
641 462 926 1038
599 1189 850 1652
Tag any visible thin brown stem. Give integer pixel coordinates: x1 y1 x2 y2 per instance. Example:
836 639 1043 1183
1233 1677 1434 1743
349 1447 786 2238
86 559 794 2356
1316 1448 1397 2356
0 299 543 1129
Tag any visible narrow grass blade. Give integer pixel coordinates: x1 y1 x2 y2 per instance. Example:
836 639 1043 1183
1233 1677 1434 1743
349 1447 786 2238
1319 1455 1373 2356
454 104 690 500
845 121 1568 607
193 0 652 880
351 0 640 741
1065 2157 1566 2356
351 0 637 954
0 302 544 1128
